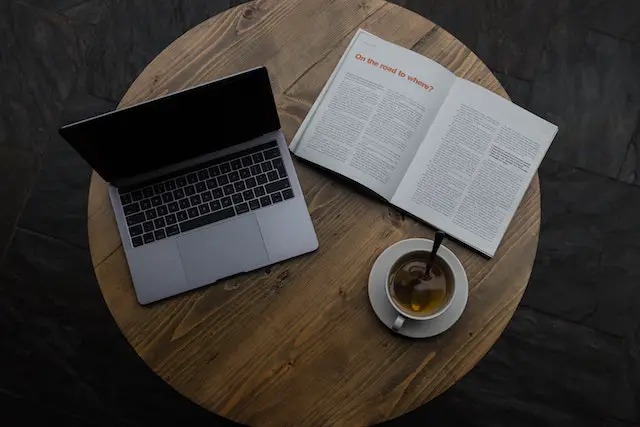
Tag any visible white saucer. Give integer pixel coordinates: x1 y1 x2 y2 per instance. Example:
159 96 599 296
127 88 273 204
368 238 469 338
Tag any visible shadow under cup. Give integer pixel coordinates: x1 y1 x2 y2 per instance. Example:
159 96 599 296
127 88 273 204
386 251 455 323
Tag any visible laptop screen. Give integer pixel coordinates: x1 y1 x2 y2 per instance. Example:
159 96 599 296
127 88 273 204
59 67 281 183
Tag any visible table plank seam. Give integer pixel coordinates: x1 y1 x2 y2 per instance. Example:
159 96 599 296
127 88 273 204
409 24 441 52
92 242 122 270
282 2 389 97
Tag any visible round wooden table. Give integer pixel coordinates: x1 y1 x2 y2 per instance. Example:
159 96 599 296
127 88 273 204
88 1 541 426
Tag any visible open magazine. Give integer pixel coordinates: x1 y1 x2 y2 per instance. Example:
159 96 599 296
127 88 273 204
290 30 558 257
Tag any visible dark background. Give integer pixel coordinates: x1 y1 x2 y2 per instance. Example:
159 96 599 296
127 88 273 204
1 0 639 426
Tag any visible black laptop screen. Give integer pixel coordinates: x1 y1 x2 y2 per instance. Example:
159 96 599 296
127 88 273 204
59 67 281 183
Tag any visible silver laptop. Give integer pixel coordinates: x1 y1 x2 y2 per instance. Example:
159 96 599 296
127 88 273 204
59 67 318 304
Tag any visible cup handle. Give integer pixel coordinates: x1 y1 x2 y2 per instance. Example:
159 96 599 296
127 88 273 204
392 315 405 332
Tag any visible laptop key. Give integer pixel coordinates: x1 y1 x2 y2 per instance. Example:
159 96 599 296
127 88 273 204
250 165 262 175
165 180 176 191
232 194 243 204
154 229 166 240
265 178 291 194
249 199 260 211
212 188 223 199
223 184 234 196
143 232 155 244
157 205 168 216
235 203 249 215
173 188 185 199
272 157 284 168
154 217 166 228
185 185 196 196
120 193 132 205
145 209 157 220
210 200 221 211
267 170 279 182
177 210 188 222
129 224 143 237
229 171 240 182
199 204 210 215
254 186 266 197
282 189 294 200
154 183 165 194
273 158 286 177
179 207 236 233
132 236 143 247
259 196 272 207
179 199 190 210
190 195 201 206
208 165 220 176
151 196 162 207
143 187 154 198
221 196 232 208
187 207 199 218
242 156 253 167
252 152 264 163
261 161 274 172
246 177 257 188
166 225 180 236
162 192 174 203
231 159 242 170
165 214 177 225
168 202 179 212
256 174 267 185
220 163 231 174
141 199 152 210
123 202 140 216
126 212 146 226
195 182 206 193
132 190 143 201
218 175 229 185
240 168 251 179
206 179 217 189
187 173 198 184
176 176 187 187
234 181 246 192
243 189 255 200
201 191 212 202
271 192 283 203
264 147 280 160
198 169 209 181
143 221 154 232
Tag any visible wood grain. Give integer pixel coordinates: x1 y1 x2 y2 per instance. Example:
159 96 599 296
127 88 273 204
88 1 541 425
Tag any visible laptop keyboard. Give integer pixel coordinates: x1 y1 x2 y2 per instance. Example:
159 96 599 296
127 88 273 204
119 140 294 248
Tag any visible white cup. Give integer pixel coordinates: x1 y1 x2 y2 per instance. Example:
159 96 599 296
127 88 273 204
385 250 456 332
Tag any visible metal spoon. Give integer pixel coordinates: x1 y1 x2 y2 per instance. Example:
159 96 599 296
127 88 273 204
424 231 446 278
406 231 447 312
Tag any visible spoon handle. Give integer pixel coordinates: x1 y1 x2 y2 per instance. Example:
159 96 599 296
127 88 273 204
431 231 446 255
425 231 446 276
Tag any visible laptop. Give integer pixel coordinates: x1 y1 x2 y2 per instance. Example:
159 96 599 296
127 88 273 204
59 67 318 304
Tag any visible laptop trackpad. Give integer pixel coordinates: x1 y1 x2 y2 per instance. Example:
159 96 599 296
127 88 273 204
176 215 269 286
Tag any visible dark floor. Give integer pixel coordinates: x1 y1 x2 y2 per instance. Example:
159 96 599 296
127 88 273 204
1 0 640 425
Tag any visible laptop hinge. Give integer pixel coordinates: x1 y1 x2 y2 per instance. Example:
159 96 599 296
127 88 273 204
112 129 283 191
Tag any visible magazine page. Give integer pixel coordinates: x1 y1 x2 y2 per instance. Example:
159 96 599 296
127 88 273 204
392 78 558 256
291 29 456 199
